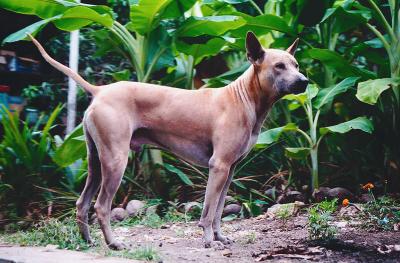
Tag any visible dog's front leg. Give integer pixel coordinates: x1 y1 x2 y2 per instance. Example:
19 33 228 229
212 164 236 244
198 157 231 249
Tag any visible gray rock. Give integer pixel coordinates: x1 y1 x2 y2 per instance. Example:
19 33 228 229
222 203 241 216
126 200 145 217
111 207 128 222
359 193 373 203
327 187 354 201
312 187 331 202
277 190 306 204
264 187 280 200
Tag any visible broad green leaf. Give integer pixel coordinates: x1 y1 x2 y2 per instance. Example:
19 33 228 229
175 38 227 64
2 16 60 44
203 62 249 88
164 163 194 186
356 78 400 105
320 117 374 135
321 5 370 33
112 70 131 81
128 0 173 35
53 124 87 167
0 0 69 19
282 84 318 105
304 49 376 80
176 15 245 37
231 13 296 37
162 0 198 19
285 147 311 159
313 77 359 109
53 6 113 31
256 123 298 145
0 0 111 19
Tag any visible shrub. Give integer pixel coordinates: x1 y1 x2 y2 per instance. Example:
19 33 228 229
308 199 338 241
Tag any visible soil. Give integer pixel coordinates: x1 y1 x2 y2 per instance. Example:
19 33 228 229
1 212 400 263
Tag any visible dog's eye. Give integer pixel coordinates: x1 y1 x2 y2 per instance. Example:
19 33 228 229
275 63 286 70
295 63 299 69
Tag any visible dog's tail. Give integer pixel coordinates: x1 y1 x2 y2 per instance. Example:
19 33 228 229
28 34 99 95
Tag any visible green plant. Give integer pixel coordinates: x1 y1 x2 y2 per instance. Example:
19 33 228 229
359 184 400 231
0 105 64 217
257 79 374 191
2 217 95 250
239 231 257 244
104 246 160 261
308 199 338 241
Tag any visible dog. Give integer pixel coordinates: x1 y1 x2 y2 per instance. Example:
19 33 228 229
29 31 308 250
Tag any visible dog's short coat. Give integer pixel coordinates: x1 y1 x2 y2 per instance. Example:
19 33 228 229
30 32 308 250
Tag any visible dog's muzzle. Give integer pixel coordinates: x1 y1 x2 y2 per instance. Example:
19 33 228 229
292 75 308 94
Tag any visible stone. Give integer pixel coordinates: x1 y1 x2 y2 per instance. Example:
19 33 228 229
266 202 305 218
327 187 354 201
312 187 331 202
277 190 306 204
359 193 373 203
126 200 145 217
111 207 128 222
222 204 242 216
264 187 280 200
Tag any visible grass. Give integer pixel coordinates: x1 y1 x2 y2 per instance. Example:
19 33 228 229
1 216 161 261
239 231 257 244
1 217 94 250
103 246 160 261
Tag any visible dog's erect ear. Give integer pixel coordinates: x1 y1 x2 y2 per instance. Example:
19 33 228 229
246 31 264 65
287 38 299 56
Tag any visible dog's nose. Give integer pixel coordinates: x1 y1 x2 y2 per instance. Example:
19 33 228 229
293 75 308 93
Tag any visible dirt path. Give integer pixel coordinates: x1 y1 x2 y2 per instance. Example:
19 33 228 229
1 214 400 262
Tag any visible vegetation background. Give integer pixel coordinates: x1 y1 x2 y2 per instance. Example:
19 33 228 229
0 0 399 227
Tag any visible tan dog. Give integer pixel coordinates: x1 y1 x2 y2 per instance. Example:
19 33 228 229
30 32 308 250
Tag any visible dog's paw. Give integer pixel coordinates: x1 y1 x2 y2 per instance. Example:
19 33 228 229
214 232 233 245
108 240 126 250
204 241 227 250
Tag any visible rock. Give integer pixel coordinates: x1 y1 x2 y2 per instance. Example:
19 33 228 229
184 201 202 213
126 200 145 217
111 207 128 222
312 187 331 202
223 204 242 216
338 205 360 217
225 195 236 204
146 204 158 215
327 187 354 201
264 187 280 200
394 244 400 252
359 193 373 203
266 202 305 218
277 190 306 204
222 249 232 257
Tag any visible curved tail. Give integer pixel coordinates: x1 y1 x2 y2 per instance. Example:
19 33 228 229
28 34 99 95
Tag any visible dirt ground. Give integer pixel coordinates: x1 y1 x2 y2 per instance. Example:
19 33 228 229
1 213 400 263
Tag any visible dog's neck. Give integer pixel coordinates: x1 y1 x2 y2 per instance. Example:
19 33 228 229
227 65 277 131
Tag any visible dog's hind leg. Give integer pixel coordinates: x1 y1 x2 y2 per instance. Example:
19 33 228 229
76 128 102 244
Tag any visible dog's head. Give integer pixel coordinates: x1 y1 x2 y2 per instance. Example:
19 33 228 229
245 31 308 97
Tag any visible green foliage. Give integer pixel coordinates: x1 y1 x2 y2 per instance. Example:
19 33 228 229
359 196 400 231
257 79 373 190
3 217 94 250
0 105 64 216
308 199 338 241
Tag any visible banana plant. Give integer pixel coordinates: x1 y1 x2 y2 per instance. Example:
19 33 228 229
256 77 374 191
355 0 400 104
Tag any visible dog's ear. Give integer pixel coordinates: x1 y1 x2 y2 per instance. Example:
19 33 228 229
287 38 299 56
246 31 264 65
